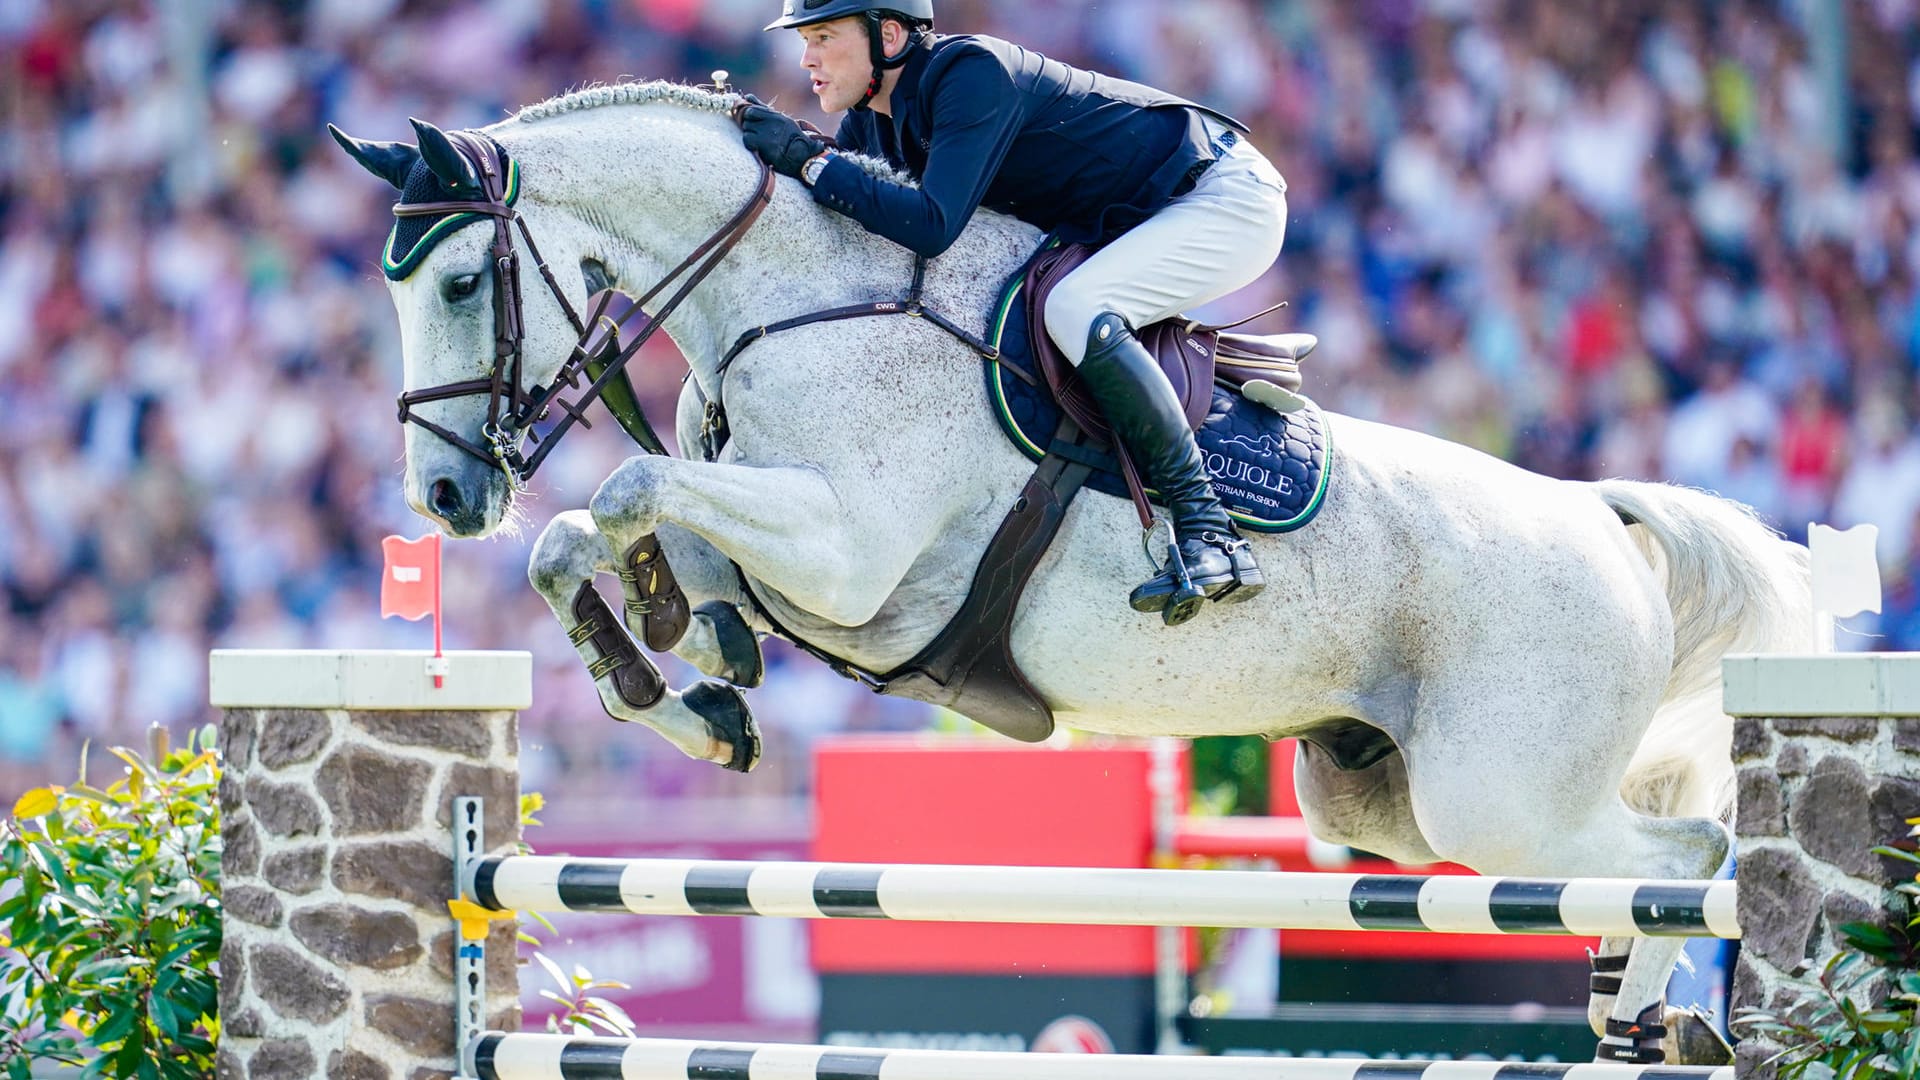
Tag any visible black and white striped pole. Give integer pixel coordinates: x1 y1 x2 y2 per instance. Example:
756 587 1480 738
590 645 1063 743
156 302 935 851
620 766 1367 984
458 854 1739 939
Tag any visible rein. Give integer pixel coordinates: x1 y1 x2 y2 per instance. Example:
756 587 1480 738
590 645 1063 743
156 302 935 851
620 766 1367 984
393 119 1007 484
392 126 775 484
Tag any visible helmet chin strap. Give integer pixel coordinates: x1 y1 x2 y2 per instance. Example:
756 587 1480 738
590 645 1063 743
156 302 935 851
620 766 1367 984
855 12 924 109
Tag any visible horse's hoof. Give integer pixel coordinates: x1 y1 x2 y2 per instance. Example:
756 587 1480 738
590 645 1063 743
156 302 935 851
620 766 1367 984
695 600 764 688
685 680 760 773
1666 1006 1733 1066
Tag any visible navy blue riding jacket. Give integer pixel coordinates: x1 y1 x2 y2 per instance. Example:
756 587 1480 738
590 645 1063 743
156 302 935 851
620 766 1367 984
809 34 1248 257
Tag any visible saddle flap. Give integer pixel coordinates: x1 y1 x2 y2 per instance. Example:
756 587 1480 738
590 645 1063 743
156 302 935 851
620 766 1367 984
1214 331 1315 394
1219 330 1317 363
1025 244 1216 443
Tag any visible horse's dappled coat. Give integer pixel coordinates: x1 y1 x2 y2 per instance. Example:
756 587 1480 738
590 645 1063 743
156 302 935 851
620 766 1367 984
345 80 1812 1064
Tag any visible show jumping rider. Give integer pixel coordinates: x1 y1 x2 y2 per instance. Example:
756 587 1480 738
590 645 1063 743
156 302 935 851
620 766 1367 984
739 0 1290 626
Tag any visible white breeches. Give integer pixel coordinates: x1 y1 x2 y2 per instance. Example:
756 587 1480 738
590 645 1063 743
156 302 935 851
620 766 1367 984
1043 126 1289 366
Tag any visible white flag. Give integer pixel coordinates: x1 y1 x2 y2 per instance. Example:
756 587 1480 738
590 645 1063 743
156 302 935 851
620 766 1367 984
1809 523 1882 618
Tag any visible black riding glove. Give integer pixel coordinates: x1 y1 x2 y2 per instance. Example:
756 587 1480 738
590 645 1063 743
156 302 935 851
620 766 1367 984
740 103 827 179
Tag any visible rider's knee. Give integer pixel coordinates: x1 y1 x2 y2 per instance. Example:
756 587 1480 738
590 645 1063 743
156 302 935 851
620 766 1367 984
1041 278 1108 366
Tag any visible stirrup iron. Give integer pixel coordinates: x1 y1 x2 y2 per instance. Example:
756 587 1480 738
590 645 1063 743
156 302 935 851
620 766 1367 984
1161 541 1206 627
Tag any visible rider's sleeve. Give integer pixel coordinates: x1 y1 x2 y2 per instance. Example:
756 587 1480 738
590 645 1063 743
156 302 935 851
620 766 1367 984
809 51 1023 258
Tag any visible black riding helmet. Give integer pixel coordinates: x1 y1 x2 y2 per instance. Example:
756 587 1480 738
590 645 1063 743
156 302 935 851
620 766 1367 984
764 0 934 109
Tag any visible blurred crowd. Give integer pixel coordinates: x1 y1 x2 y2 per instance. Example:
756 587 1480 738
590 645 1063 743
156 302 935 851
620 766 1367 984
3 0 1919 797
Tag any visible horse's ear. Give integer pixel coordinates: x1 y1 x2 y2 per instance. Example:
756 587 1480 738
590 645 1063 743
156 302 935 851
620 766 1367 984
409 117 482 195
327 124 419 191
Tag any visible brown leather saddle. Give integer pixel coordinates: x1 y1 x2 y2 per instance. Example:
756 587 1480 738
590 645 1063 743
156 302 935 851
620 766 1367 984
1026 244 1315 523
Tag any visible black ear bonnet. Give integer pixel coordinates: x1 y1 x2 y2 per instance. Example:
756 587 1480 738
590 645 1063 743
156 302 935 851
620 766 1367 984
381 145 520 281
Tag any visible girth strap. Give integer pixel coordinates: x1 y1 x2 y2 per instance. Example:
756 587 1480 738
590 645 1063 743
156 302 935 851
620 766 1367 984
872 417 1092 741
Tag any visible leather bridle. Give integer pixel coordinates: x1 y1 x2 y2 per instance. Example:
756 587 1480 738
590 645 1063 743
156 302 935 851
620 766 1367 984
392 124 776 485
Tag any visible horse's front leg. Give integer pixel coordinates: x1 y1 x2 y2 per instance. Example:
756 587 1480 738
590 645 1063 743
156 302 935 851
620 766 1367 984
654 522 767 689
529 510 760 771
589 455 916 629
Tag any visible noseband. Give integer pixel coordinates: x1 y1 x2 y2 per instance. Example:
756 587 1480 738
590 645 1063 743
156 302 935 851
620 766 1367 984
393 122 775 484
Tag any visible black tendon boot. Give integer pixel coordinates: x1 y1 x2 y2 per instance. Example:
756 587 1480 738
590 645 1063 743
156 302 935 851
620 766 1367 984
1078 313 1263 625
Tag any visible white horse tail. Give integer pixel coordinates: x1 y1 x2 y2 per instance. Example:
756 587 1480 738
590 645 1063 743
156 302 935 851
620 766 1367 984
1592 479 1814 821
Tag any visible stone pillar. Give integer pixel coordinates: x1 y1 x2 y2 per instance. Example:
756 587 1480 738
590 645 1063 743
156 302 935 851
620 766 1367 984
211 650 529 1080
1723 654 1920 1078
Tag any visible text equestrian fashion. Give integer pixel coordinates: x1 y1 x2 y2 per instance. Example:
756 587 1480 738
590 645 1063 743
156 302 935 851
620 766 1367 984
745 0 1290 626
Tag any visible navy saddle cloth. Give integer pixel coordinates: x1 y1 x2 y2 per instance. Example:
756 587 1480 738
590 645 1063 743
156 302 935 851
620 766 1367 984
982 274 1333 534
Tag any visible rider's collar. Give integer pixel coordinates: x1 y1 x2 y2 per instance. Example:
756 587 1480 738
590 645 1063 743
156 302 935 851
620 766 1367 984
855 36 934 113
382 142 520 281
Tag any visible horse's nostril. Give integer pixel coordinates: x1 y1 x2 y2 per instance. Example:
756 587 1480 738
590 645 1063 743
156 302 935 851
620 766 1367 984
428 478 465 522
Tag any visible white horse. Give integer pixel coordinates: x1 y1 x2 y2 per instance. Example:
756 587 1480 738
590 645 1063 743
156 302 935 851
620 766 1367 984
332 82 1809 1063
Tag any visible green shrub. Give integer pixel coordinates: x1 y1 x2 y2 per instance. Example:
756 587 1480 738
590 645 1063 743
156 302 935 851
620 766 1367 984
0 727 221 1080
1735 823 1920 1079
1190 735 1269 817
0 735 630 1078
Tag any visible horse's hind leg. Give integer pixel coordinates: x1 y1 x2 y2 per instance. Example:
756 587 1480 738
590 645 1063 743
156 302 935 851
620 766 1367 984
1419 784 1725 1063
1292 740 1440 866
1398 668 1729 1064
1585 934 1730 1064
528 510 759 771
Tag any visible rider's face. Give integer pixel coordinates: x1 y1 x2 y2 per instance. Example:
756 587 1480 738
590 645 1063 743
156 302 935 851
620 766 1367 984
797 18 871 112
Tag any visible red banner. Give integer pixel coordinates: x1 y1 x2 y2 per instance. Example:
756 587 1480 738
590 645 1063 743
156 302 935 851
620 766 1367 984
380 533 441 622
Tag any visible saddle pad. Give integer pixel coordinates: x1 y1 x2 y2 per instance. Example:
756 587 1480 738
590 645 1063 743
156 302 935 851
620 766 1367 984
984 275 1333 534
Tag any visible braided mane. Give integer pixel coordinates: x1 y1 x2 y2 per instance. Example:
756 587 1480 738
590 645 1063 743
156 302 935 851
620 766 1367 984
515 80 740 122
510 80 910 183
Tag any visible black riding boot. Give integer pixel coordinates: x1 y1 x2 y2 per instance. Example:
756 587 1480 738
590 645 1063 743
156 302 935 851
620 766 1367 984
1079 312 1263 625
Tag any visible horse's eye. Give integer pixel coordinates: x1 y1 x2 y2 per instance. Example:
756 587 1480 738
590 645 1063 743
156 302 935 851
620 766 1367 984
445 274 481 301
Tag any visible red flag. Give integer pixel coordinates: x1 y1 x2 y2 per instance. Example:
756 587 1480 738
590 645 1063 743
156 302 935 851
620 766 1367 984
380 534 442 622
